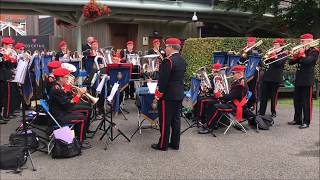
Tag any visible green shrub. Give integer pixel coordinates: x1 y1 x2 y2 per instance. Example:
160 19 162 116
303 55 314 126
181 37 319 84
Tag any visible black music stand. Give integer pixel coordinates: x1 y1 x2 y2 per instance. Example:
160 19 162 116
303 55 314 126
98 64 132 150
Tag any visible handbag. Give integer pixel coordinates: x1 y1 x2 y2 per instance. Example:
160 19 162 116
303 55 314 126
51 138 81 159
0 145 27 171
9 130 40 149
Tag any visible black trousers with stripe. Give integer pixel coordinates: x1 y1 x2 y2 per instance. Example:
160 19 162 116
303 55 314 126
157 99 182 149
206 103 236 129
259 81 280 115
293 85 313 125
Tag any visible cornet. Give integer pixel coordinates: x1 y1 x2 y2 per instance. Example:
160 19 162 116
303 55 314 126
71 86 99 105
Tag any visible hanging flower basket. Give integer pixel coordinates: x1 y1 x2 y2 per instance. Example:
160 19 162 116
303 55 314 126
55 19 76 28
82 0 111 20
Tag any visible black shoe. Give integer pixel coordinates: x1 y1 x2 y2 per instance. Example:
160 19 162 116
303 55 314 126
288 121 300 125
271 113 276 118
168 143 179 150
86 130 95 134
81 141 92 149
151 144 168 151
0 119 7 124
198 127 211 134
299 124 309 129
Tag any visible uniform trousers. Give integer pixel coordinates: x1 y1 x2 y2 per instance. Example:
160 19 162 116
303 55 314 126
293 85 313 125
157 99 182 149
259 81 280 115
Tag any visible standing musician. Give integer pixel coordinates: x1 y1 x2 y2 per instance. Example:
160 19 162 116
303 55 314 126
147 39 166 61
14 42 26 60
288 33 319 129
259 38 288 117
240 37 262 109
89 39 103 57
193 63 225 124
199 65 248 134
55 40 71 61
0 37 17 122
82 36 95 57
120 41 138 99
152 38 186 151
48 67 91 148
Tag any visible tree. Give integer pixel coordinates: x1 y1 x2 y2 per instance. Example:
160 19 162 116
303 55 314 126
223 0 320 37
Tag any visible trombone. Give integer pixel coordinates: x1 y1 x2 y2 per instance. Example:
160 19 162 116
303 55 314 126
263 43 292 60
240 40 263 58
265 39 319 66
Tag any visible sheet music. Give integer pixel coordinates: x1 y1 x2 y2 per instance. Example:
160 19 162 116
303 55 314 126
147 82 157 94
107 82 120 102
13 60 29 84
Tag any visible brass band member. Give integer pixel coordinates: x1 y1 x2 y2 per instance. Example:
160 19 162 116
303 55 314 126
147 38 166 61
0 37 17 123
55 40 70 61
49 68 91 148
259 38 288 117
240 37 262 109
193 63 224 124
82 36 95 57
120 41 138 99
45 60 62 95
288 33 319 129
199 65 248 134
89 39 103 57
152 38 186 151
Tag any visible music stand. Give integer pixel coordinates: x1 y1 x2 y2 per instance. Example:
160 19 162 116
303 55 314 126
212 51 227 65
98 64 132 150
226 54 241 76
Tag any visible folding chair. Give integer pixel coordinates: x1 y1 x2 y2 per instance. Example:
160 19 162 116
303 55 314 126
131 81 159 139
216 91 252 135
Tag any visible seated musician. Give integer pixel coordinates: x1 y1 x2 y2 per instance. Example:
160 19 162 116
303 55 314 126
48 67 91 149
199 65 248 134
193 63 224 123
45 60 62 95
120 41 138 99
55 40 70 61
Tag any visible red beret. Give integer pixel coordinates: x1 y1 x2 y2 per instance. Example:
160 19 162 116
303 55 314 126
2 37 15 44
300 33 313 39
232 65 245 72
274 38 285 44
153 39 160 44
59 40 67 47
15 42 25 49
53 67 70 77
211 63 223 70
48 61 62 69
127 41 134 45
165 38 181 45
91 39 98 45
247 37 256 43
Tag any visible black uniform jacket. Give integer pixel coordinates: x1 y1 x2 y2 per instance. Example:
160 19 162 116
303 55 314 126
48 83 76 118
221 78 248 103
158 52 187 101
263 49 288 83
147 48 166 59
289 47 319 86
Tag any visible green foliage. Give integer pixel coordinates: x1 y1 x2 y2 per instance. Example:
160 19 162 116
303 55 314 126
223 0 320 36
181 37 320 84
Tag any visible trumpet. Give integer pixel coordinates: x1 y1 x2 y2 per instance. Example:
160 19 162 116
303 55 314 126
71 86 99 105
240 40 263 58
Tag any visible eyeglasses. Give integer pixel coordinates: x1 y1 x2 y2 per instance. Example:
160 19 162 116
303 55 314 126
20 49 25 50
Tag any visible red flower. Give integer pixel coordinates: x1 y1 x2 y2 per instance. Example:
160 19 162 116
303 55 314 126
82 0 111 20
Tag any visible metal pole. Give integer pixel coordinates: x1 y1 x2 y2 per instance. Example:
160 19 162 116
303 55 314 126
75 25 82 68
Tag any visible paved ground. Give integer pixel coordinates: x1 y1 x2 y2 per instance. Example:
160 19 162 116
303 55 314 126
0 100 319 180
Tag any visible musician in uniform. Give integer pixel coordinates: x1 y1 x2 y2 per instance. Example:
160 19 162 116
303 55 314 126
45 60 62 95
259 38 288 117
55 40 70 61
199 65 248 134
120 41 138 99
193 63 224 124
82 36 95 57
147 39 166 60
49 67 91 148
240 37 262 109
288 33 319 129
0 37 17 122
152 38 186 151
14 42 25 58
